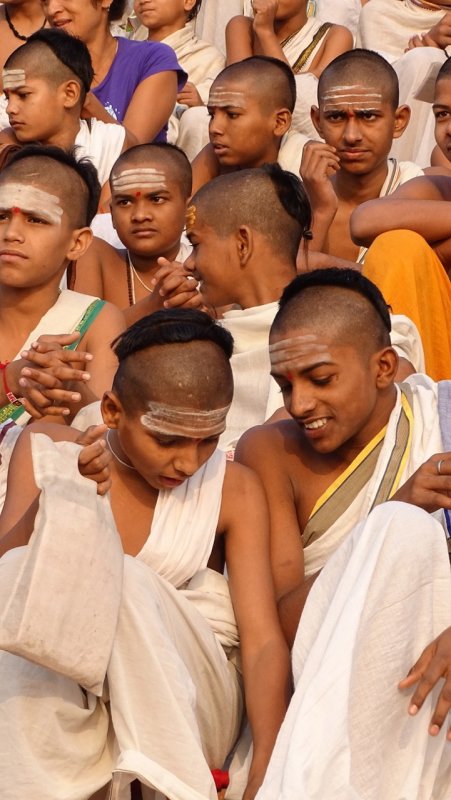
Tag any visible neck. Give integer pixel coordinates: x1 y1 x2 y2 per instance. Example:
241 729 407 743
41 116 81 151
245 141 283 170
274 9 308 40
5 0 46 28
234 259 296 309
0 280 62 346
147 19 188 42
128 240 181 274
334 386 398 468
86 26 116 79
332 159 390 206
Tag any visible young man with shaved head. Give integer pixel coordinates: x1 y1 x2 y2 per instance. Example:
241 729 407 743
191 56 309 193
300 49 422 267
236 268 451 798
0 144 124 449
0 28 133 204
73 143 200 325
0 309 290 800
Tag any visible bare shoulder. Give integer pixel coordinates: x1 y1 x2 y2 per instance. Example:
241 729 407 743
81 300 125 350
218 459 269 535
236 419 301 467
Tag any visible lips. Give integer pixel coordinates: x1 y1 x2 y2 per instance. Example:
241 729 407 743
158 475 185 488
130 228 159 237
51 18 72 28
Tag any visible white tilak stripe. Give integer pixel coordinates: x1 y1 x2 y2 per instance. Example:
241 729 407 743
112 169 167 191
2 69 26 90
0 183 63 225
140 401 230 437
322 93 383 101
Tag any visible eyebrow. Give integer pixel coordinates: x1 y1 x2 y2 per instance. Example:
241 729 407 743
270 359 336 377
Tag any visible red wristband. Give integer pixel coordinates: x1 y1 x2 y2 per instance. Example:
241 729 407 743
0 361 22 407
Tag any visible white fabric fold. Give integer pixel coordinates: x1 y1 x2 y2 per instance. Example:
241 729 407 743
257 501 451 800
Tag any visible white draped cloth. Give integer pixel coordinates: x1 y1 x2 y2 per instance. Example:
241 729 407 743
0 435 242 800
256 501 451 800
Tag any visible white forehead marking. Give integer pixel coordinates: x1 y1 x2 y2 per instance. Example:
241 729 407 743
112 168 167 193
269 335 332 373
0 183 63 225
208 90 246 107
3 69 26 90
140 401 231 438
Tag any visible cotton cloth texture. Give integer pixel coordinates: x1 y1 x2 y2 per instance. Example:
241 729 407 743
92 37 187 142
364 230 451 380
256 501 451 800
0 437 242 799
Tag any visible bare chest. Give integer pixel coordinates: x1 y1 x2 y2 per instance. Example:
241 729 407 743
326 204 360 262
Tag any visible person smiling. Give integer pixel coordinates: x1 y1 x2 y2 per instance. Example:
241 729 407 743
40 0 187 144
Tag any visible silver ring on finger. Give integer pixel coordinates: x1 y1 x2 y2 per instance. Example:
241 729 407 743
437 459 446 476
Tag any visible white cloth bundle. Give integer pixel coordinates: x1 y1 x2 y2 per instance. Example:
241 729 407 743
0 433 123 695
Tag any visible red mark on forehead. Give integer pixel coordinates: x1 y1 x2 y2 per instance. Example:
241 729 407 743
12 207 20 214
135 191 142 197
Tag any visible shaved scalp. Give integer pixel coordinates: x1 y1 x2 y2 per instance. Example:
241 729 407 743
272 268 392 356
213 56 296 113
5 29 93 106
318 49 399 110
112 309 234 415
2 145 100 227
110 142 192 199
192 164 311 261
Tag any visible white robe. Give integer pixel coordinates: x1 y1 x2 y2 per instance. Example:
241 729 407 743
0 435 242 800
357 0 448 166
257 500 451 800
74 118 125 186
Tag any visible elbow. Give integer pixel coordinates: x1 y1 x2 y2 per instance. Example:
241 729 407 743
350 202 378 247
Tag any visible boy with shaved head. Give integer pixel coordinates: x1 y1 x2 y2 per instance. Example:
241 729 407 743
236 268 451 798
191 56 309 193
0 144 124 445
0 308 289 800
0 28 132 203
74 143 199 325
300 49 423 267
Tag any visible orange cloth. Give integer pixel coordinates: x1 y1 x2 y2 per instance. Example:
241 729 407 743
363 230 451 381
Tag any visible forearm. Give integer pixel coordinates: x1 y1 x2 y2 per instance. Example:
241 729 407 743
0 497 40 558
351 199 451 247
278 572 320 648
297 247 359 274
243 640 291 792
123 293 161 326
254 29 290 65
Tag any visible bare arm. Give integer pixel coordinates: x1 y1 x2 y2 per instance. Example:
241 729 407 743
350 175 451 247
191 143 220 195
226 15 254 65
72 236 111 299
308 25 354 78
122 71 178 144
222 461 291 800
79 301 125 403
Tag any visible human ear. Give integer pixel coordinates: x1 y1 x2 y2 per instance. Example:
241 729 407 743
374 346 398 388
184 0 197 13
311 105 323 137
274 108 292 137
65 227 93 262
101 391 124 428
61 79 81 110
236 225 253 266
392 104 411 140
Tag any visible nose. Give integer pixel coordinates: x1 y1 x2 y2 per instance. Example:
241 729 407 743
42 0 63 22
172 443 201 478
6 95 18 116
208 109 223 137
131 197 152 222
343 115 362 145
287 384 317 419
4 213 25 242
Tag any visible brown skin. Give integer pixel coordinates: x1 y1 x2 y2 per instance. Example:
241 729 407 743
225 0 353 76
0 1 47 82
0 380 291 800
301 88 411 263
350 173 451 275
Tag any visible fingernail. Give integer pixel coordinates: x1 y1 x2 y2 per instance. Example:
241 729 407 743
21 350 29 358
71 393 81 401
84 354 93 361
409 704 419 716
62 408 70 415
82 373 90 380
430 724 440 736
21 368 31 376
19 378 27 387
100 439 106 448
